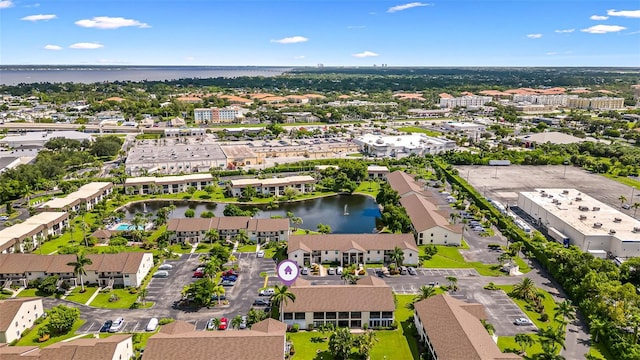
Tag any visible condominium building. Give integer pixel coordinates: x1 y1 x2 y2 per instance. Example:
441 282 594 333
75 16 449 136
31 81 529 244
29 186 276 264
124 174 214 195
228 176 316 198
354 133 455 158
0 334 133 359
439 95 492 109
39 182 113 212
193 107 241 124
167 217 290 243
0 298 43 344
0 212 69 253
512 94 578 106
567 97 624 110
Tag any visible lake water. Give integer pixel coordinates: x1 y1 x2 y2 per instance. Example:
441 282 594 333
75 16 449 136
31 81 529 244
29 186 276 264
124 194 381 234
0 66 291 85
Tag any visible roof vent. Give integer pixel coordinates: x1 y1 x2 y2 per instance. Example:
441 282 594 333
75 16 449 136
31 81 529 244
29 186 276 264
592 207 600 211
541 193 547 197
633 227 640 233
609 229 616 234
575 197 582 201
579 215 587 220
613 217 622 223
578 206 589 211
562 190 569 194
593 223 603 228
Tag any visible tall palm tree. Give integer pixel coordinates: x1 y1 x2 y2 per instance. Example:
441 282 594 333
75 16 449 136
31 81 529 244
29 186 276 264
415 285 438 302
67 253 93 292
446 276 458 291
588 316 606 343
355 330 378 360
234 229 249 244
271 285 296 321
553 300 576 325
512 277 537 302
538 325 566 351
212 284 225 306
633 202 640 217
205 229 219 244
291 217 303 231
449 212 460 224
389 246 405 268
619 195 627 209
139 288 148 306
231 315 243 329
515 333 534 355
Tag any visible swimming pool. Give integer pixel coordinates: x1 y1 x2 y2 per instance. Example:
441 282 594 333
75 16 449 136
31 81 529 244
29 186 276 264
113 223 145 231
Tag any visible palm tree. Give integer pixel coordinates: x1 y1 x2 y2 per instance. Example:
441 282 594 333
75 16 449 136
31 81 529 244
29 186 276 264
139 288 148 306
271 285 296 321
22 239 34 253
67 253 93 292
415 285 437 302
355 330 378 360
553 300 576 325
446 276 458 291
212 284 225 306
512 277 537 302
291 217 303 231
515 333 534 355
619 195 627 209
389 246 404 267
341 264 358 284
633 202 640 217
204 229 219 244
538 325 566 351
449 212 460 224
231 315 243 330
588 316 606 343
497 252 513 266
234 230 249 244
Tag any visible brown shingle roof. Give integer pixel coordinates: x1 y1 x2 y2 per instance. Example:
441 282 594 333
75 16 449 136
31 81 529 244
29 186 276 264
247 218 289 232
283 276 395 313
0 334 132 360
287 234 417 254
143 319 286 360
414 295 521 360
0 253 149 276
386 171 427 197
400 194 462 234
0 298 40 332
159 320 196 334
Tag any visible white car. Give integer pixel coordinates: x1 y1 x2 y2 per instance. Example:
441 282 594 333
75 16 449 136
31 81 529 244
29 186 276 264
259 288 275 296
336 266 343 275
301 267 309 275
109 317 125 332
158 264 173 270
239 316 248 329
513 317 533 326
327 267 336 275
0 216 8 221
256 250 265 258
152 270 169 278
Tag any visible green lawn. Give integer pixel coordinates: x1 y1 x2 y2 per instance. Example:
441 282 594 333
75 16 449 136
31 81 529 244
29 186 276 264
16 319 86 347
588 341 615 360
65 286 98 305
513 256 532 274
15 288 48 298
497 335 544 357
89 288 153 309
289 295 417 360
397 126 442 137
420 245 503 276
354 181 381 198
603 173 640 190
237 244 257 252
495 285 560 330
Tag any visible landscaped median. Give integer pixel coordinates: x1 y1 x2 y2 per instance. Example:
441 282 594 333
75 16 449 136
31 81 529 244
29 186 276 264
419 243 504 276
89 288 153 309
287 295 418 359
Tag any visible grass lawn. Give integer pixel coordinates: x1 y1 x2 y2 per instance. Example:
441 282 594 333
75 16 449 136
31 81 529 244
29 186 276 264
65 286 98 305
354 181 381 198
289 295 417 360
397 126 442 137
16 319 86 347
420 245 503 276
90 288 153 309
238 244 257 252
293 229 321 235
588 341 615 360
495 285 560 329
513 256 532 274
16 288 49 298
603 173 640 190
497 335 544 357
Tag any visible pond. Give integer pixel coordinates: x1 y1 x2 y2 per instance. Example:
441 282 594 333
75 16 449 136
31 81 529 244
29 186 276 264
124 194 381 234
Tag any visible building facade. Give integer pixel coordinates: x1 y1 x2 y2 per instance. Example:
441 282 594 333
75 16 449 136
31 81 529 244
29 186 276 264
228 176 316 198
39 182 113 212
0 334 134 359
0 212 69 254
194 107 240 124
124 174 214 195
0 298 43 344
166 217 290 243
439 95 492 108
354 133 455 158
567 97 624 110
400 194 463 246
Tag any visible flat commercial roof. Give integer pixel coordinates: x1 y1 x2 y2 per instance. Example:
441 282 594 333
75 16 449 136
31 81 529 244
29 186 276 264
126 143 226 165
220 145 257 159
520 188 640 241
356 133 453 149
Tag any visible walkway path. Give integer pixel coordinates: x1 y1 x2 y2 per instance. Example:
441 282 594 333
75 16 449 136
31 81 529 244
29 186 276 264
84 288 101 306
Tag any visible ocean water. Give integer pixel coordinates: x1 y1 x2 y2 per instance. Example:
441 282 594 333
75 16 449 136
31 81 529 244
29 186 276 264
0 66 292 85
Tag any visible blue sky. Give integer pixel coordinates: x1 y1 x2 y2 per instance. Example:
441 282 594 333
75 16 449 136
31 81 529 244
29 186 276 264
1 0 639 66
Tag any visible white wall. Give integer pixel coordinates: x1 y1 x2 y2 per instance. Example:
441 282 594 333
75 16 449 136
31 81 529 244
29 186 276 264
0 299 43 344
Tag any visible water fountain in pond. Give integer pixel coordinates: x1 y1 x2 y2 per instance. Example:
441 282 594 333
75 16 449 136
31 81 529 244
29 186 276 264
344 204 349 216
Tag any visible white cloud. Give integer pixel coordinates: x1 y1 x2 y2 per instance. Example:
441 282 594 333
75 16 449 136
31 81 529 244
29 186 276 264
581 25 627 34
270 36 308 44
185 56 194 61
25 3 40 8
590 15 609 20
0 1 14 9
352 51 379 58
75 16 150 29
44 44 62 50
607 9 640 18
387 2 430 13
555 29 574 33
527 33 543 39
21 14 56 21
293 55 305 60
69 42 104 49
546 52 558 56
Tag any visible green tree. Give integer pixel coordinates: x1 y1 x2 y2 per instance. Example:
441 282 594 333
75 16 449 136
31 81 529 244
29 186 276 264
234 229 249 244
139 288 148 306
390 246 405 267
211 284 225 306
515 333 534 355
231 315 243 329
283 186 300 200
553 300 576 325
66 252 93 292
291 217 303 231
241 186 257 200
271 285 296 321
247 307 268 326
619 195 628 209
375 183 400 206
209 243 231 263
446 276 458 291
511 277 537 302
204 229 219 244
184 208 195 218
328 327 355 360
355 330 378 360
47 305 80 335
588 316 606 343
317 223 332 234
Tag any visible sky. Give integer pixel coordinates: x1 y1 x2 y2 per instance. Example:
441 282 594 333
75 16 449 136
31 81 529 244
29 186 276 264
0 0 639 67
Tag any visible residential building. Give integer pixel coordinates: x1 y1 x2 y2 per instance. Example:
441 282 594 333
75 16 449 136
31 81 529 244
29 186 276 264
0 334 133 360
166 217 290 243
512 94 578 106
228 176 316 198
386 170 427 197
0 131 92 149
354 133 455 158
143 318 287 360
125 143 227 176
0 252 154 288
414 294 521 360
401 194 463 246
0 212 69 253
367 165 389 180
39 182 113 212
439 95 492 109
0 298 43 344
124 174 213 195
282 276 395 330
518 189 640 258
567 97 624 110
164 128 206 137
287 234 419 267
193 107 240 124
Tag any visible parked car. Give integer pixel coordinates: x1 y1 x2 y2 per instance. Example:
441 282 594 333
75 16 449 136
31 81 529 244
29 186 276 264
400 266 408 275
153 270 169 278
146 318 159 332
257 250 265 258
376 270 385 278
222 275 238 281
219 317 228 330
336 266 343 275
193 266 205 271
259 288 275 297
239 316 248 329
220 280 235 287
623 203 631 210
158 264 173 270
211 294 227 301
514 318 533 326
327 267 336 275
222 269 238 277
0 216 8 221
207 318 217 330
193 270 204 278
100 320 112 333
109 317 125 333
301 267 309 275
407 267 417 275
253 298 270 306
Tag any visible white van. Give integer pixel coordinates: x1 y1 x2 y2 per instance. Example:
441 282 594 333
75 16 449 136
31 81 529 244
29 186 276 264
146 318 158 332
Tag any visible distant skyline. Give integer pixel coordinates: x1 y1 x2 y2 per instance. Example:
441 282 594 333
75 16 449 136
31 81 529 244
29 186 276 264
1 0 639 67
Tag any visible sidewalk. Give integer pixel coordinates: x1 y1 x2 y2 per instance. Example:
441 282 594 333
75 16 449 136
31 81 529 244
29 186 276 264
84 288 101 306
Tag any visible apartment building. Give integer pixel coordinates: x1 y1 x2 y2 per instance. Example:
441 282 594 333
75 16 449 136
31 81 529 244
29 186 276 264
39 182 113 212
0 334 133 360
400 194 463 246
166 217 290 243
439 95 492 109
567 97 624 110
193 107 240 124
228 176 316 198
0 298 43 344
0 212 69 254
512 94 578 106
124 174 213 195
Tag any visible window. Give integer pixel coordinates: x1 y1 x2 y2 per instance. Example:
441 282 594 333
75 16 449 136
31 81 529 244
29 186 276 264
295 313 305 320
313 312 324 320
338 312 349 319
338 320 349 327
325 312 337 320
351 312 361 319
370 312 381 318
284 313 293 320
350 320 361 328
382 312 393 319
325 251 328 255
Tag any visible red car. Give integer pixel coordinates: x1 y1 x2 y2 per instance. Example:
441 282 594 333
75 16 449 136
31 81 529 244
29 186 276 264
218 317 228 330
193 270 204 278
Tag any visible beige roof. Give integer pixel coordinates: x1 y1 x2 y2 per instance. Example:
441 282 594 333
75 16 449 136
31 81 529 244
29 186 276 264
0 298 41 332
283 275 394 313
90 229 112 239
41 182 112 210
367 165 389 173
0 253 150 276
125 174 213 186
287 234 417 254
414 295 521 360
400 194 462 233
230 176 315 188
167 217 289 233
247 218 290 232
220 145 257 159
386 171 426 196
159 320 196 334
0 334 132 359
518 131 585 145
143 319 286 360
0 212 68 252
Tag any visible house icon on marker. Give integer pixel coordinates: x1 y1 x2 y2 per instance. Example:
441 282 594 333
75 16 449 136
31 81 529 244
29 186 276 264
284 266 293 275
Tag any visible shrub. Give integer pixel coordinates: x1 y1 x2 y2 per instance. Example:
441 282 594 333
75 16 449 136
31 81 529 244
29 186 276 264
198 194 211 200
307 323 314 331
108 294 120 302
389 320 398 329
1 288 13 295
484 282 499 290
539 312 549 322
288 323 300 333
109 237 128 246
159 318 174 325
